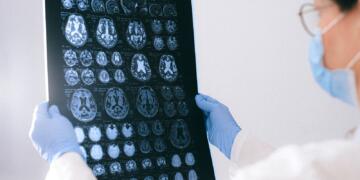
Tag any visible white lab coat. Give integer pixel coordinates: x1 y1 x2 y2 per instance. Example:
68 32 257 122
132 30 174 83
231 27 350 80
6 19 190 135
45 127 360 180
230 128 360 180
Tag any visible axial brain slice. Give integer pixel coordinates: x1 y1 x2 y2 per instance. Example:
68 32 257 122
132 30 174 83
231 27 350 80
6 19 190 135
70 88 97 122
96 18 118 49
65 14 88 48
91 0 105 13
105 0 120 14
131 54 152 82
120 0 147 15
77 0 89 11
126 21 147 50
64 68 80 86
104 88 129 120
79 50 93 67
159 55 178 82
170 119 191 149
62 0 74 9
136 87 159 118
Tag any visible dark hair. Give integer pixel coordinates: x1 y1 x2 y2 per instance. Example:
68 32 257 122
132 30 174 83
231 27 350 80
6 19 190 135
333 0 357 11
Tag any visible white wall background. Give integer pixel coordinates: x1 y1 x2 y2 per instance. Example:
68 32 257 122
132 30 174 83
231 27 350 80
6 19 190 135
0 0 359 179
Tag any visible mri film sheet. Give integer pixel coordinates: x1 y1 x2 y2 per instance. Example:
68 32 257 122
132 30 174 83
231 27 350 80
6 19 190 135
45 0 215 179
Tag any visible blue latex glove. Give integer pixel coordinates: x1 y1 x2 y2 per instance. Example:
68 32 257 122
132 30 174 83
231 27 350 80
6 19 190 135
195 94 241 158
29 102 81 163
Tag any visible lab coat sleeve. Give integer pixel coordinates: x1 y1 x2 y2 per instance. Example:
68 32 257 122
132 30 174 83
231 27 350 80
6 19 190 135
230 129 275 167
45 152 96 180
230 139 360 180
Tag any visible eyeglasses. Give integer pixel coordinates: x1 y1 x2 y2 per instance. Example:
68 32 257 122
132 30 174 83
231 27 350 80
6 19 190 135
298 3 334 36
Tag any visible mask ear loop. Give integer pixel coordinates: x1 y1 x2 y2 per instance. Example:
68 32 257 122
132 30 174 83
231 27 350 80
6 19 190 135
321 13 345 34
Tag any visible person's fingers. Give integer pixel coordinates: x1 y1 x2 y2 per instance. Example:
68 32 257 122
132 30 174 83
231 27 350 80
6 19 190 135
34 101 49 116
49 105 61 118
198 93 219 103
29 102 48 141
32 101 50 123
206 116 211 131
195 94 217 112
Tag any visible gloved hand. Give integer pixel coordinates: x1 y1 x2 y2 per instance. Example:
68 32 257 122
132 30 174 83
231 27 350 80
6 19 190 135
29 102 81 163
195 94 241 159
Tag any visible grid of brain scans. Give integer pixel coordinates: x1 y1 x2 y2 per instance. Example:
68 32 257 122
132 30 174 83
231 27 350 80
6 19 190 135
45 0 215 179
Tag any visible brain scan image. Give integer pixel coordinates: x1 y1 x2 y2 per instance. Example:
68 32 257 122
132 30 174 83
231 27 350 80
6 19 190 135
151 19 163 34
163 101 176 118
125 160 137 172
159 55 178 82
120 0 136 15
91 0 105 13
171 154 182 168
161 86 174 101
65 14 88 48
170 119 191 149
154 137 166 153
88 126 102 142
126 21 147 50
141 158 153 170
105 0 120 14
177 101 189 117
80 146 88 159
79 50 93 67
152 120 165 136
70 88 97 122
124 141 136 157
167 36 178 51
174 86 185 100
159 174 169 180
90 144 104 161
49 0 212 178
64 68 80 86
185 152 195 166
92 164 106 176
74 126 85 143
106 124 118 140
163 4 177 17
96 51 108 66
139 139 152 154
77 0 89 11
114 69 126 84
104 88 129 120
188 169 198 180
81 69 96 85
121 123 134 138
131 54 152 82
156 157 167 168
107 144 120 159
120 0 148 16
98 70 110 83
64 49 78 67
144 176 154 180
62 0 74 9
174 172 184 180
165 20 177 34
111 52 123 66
98 69 110 83
96 18 118 49
136 87 159 118
137 121 150 137
149 4 162 17
109 162 122 174
153 36 165 51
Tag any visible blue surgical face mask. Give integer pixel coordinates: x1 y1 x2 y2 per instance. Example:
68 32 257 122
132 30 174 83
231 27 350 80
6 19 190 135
309 14 360 106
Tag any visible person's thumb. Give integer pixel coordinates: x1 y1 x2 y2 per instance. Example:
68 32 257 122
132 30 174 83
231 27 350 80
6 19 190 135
195 94 217 112
49 105 61 118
